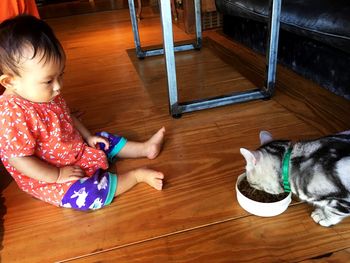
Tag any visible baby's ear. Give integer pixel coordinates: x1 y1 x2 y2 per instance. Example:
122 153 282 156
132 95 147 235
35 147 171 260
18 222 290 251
240 148 260 166
259 130 273 145
0 74 16 90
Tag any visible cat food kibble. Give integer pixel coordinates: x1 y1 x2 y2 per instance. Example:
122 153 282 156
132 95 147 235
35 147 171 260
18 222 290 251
238 177 288 203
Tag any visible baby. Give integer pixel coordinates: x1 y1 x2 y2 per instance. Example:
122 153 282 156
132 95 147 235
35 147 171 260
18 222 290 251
0 15 164 210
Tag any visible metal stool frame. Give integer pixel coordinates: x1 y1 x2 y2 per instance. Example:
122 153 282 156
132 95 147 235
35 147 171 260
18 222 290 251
128 0 282 117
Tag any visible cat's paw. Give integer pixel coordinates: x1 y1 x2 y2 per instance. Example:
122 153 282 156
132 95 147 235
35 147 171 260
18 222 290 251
311 209 330 227
311 208 341 227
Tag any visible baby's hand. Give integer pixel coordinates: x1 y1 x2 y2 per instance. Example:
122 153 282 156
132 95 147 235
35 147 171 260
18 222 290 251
56 166 85 183
86 135 110 150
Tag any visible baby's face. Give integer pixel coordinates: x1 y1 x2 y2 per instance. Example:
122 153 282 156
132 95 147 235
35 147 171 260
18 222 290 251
13 48 65 103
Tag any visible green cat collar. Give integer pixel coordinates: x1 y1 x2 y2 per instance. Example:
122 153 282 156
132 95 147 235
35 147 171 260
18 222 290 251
282 147 292 193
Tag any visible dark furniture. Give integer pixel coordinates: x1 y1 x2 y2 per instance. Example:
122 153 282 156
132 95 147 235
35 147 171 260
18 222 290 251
215 0 350 99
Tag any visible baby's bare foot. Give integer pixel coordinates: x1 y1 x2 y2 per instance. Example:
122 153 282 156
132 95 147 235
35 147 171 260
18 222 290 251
145 127 165 160
135 168 164 190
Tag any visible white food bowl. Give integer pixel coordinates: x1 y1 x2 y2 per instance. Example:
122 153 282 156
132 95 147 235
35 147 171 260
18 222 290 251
236 173 292 217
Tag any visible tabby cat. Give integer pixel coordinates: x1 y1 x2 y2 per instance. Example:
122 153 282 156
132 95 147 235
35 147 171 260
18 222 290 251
240 130 350 227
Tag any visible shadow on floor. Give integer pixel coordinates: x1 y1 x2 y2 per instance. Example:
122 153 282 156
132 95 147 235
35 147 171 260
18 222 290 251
0 163 12 253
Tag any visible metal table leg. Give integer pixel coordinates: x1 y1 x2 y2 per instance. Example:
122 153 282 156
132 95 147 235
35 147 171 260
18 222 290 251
264 0 282 97
128 0 202 59
128 0 282 117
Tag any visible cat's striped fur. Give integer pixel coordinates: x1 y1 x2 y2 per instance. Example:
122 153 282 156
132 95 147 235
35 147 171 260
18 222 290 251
240 131 350 227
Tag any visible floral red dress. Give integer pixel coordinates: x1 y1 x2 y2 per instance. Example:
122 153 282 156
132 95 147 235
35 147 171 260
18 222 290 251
0 95 108 206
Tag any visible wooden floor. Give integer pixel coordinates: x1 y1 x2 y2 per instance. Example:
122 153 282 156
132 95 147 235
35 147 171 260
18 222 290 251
37 0 141 19
1 8 350 262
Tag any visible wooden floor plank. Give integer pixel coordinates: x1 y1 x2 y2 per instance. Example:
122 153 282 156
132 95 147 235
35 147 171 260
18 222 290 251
299 248 350 263
1 7 349 263
63 205 350 263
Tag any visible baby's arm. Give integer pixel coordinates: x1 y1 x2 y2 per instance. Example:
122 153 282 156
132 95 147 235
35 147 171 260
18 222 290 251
71 115 92 142
8 156 85 183
71 115 109 150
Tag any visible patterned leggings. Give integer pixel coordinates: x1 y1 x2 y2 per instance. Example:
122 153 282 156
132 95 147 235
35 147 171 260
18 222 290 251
60 132 127 210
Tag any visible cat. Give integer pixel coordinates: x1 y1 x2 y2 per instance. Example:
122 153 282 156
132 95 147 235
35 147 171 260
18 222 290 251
240 130 350 227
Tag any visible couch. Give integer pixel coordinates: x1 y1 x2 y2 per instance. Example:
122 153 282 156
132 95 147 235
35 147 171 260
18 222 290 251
215 0 350 99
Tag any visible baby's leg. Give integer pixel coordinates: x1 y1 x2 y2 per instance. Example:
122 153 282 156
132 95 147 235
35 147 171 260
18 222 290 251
115 168 164 196
117 127 165 159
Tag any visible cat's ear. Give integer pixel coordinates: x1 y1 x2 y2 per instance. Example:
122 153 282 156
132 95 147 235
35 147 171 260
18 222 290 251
259 131 273 145
240 148 260 166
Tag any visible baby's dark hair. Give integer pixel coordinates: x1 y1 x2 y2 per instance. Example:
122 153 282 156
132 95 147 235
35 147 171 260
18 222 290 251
0 15 65 76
